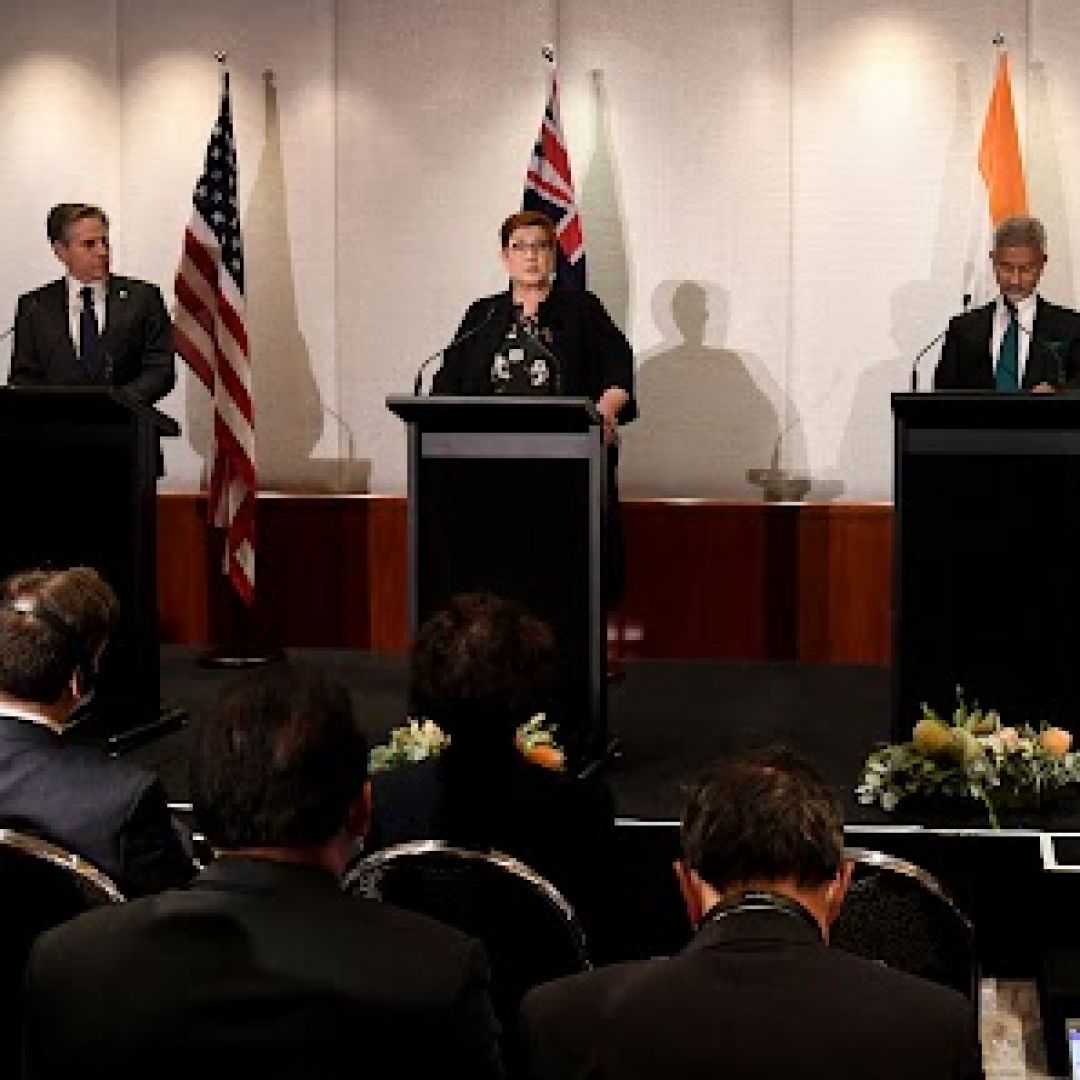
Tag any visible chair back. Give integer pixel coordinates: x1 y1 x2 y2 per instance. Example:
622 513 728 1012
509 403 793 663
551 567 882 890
0 828 123 1070
344 841 590 1022
832 847 978 1002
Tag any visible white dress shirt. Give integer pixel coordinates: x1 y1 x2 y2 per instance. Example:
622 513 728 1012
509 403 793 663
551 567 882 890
65 276 107 354
989 292 1036 383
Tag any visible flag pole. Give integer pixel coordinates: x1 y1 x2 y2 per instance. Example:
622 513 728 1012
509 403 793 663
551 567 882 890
176 55 281 669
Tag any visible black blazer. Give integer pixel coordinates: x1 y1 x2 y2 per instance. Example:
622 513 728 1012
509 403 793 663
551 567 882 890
10 275 176 405
0 715 193 897
433 289 637 422
368 748 618 960
934 297 1080 390
22 857 504 1080
520 907 984 1080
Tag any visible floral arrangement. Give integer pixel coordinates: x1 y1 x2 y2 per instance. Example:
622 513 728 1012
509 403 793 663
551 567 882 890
369 713 565 772
856 690 1080 827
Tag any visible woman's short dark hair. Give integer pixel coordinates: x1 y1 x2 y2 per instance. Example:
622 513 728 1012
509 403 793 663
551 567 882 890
410 592 556 739
680 748 844 891
0 566 118 703
500 210 557 249
191 664 368 850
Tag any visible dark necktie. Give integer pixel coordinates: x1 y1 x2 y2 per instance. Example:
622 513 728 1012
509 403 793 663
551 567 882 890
996 305 1020 392
78 285 104 377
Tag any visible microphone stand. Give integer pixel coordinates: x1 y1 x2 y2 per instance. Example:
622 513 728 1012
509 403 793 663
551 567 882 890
910 293 972 391
511 304 563 394
910 329 948 392
412 301 501 395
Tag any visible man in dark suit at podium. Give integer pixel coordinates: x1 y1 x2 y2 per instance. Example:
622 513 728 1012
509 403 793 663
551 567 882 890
8 203 175 406
935 214 1080 392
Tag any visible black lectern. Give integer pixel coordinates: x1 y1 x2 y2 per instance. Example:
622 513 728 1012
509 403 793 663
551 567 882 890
387 395 608 758
0 387 179 742
893 392 1080 740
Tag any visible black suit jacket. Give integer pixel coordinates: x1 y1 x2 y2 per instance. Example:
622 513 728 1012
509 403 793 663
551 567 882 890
520 907 984 1080
0 715 192 897
368 748 618 960
10 275 176 405
22 857 504 1080
432 289 637 421
934 296 1080 390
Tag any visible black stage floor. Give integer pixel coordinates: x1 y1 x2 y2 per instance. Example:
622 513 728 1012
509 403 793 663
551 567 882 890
138 647 1080 978
145 646 893 822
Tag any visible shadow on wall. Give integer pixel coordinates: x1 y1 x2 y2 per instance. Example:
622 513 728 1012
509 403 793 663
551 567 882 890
836 63 984 502
185 72 369 494
1028 61 1075 306
836 280 942 500
580 70 630 333
621 280 805 498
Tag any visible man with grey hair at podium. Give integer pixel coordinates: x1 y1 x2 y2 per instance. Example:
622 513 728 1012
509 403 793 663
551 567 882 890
8 203 175 405
934 214 1080 393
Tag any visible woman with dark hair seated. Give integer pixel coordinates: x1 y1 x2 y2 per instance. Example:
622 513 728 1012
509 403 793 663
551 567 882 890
367 592 617 959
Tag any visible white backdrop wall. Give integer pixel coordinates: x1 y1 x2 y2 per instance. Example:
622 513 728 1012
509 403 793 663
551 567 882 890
1 0 1077 500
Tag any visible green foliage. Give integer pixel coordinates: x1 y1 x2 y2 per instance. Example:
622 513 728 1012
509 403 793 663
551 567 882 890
856 689 1079 828
369 713 563 772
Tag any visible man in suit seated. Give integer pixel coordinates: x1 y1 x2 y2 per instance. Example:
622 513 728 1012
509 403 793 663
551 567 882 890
22 663 505 1080
520 748 984 1080
935 214 1080 392
366 591 617 960
8 203 175 405
0 566 193 897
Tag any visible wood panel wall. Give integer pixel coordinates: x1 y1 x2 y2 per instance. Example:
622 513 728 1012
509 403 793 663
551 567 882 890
157 494 892 664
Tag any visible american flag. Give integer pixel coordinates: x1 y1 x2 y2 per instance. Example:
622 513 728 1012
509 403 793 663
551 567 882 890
173 71 256 605
524 59 586 290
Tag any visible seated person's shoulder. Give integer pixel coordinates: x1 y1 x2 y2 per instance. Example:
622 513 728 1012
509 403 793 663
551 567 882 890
524 759 614 816
59 738 160 800
345 891 492 987
821 939 974 1017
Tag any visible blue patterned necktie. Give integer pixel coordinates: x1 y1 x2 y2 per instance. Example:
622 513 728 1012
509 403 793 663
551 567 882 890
78 285 104 377
996 304 1020 392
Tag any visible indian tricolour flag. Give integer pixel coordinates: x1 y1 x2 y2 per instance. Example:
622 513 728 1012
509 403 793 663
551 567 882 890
963 50 1028 306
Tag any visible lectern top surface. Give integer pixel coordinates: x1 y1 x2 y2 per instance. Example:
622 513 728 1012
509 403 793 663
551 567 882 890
386 394 601 433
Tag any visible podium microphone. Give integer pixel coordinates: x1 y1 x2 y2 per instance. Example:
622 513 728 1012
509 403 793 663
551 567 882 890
412 301 500 395
511 302 563 394
910 292 972 391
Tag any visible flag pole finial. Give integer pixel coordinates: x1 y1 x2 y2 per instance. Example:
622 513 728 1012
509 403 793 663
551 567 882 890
214 51 228 65
541 43 555 65
992 33 1005 48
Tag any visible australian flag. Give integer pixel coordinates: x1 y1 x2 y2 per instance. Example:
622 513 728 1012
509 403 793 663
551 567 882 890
524 63 586 291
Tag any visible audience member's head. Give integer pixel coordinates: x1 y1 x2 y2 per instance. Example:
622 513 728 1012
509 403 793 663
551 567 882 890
410 592 556 747
0 566 118 714
676 747 851 936
191 663 369 873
